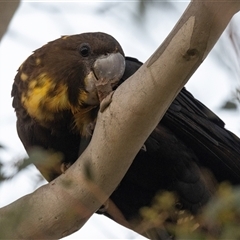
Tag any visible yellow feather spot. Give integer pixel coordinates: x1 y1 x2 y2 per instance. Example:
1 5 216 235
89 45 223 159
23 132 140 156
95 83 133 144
21 93 27 105
61 35 69 40
28 80 37 89
20 72 29 81
35 58 41 65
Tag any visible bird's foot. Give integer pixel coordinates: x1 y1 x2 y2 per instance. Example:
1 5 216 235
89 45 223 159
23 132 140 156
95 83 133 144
97 199 109 213
60 162 71 174
100 91 114 113
86 121 96 136
141 144 147 152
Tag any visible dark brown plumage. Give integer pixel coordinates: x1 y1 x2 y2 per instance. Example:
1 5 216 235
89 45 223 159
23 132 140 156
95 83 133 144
12 32 240 238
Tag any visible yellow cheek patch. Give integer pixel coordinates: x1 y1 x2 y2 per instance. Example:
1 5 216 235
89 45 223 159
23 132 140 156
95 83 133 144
22 73 70 122
45 83 70 111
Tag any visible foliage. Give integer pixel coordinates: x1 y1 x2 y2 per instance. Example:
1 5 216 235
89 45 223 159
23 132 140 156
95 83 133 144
0 145 48 183
137 182 240 239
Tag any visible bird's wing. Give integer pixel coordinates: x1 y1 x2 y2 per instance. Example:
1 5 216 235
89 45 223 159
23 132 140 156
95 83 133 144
162 88 240 183
123 56 240 184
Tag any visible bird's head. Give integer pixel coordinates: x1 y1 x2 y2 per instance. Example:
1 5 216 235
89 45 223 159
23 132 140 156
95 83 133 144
12 32 125 135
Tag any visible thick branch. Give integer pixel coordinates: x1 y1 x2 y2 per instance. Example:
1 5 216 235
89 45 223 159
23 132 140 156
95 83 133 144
0 1 239 238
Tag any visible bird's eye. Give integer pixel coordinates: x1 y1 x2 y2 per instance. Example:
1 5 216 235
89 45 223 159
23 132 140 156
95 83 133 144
79 44 90 57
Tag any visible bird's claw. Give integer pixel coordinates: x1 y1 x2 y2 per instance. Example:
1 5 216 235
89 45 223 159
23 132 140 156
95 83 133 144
60 162 71 174
97 199 109 213
100 91 114 113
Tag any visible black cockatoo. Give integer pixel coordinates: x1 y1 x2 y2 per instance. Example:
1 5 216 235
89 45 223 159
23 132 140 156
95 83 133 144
12 32 240 238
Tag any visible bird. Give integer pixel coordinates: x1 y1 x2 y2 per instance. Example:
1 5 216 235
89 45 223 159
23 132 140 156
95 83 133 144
12 32 240 238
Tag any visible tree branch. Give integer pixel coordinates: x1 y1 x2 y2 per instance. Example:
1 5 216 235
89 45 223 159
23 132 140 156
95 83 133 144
0 1 239 238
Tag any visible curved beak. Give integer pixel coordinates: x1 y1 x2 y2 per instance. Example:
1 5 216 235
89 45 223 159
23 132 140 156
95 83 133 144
83 52 125 105
93 52 125 86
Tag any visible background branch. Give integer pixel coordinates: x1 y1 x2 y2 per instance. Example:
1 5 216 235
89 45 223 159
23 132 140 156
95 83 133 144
0 1 20 42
